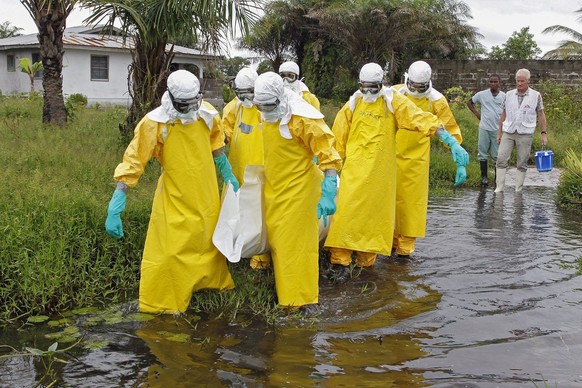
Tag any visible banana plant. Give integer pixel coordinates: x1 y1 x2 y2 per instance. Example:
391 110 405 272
18 57 44 95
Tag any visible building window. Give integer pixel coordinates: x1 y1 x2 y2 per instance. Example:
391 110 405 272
91 55 109 81
7 54 15 72
31 53 43 79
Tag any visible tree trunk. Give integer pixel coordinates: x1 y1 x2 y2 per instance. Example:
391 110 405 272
38 10 68 126
120 37 173 145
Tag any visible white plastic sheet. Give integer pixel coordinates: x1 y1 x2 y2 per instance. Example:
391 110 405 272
213 165 270 263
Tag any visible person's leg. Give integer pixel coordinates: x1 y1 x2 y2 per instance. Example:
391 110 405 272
477 129 489 185
489 130 499 186
495 133 514 193
355 251 377 267
328 247 352 283
329 247 352 266
514 134 534 192
395 235 416 256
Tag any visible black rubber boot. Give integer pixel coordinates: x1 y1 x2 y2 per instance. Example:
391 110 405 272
480 160 489 186
327 264 351 284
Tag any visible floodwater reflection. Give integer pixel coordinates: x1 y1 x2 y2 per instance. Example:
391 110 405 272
1 187 581 387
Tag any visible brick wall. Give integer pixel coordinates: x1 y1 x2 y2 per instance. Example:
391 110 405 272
422 60 582 93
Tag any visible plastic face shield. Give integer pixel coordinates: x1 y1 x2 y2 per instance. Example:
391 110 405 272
235 88 254 101
254 98 280 112
280 72 298 83
407 80 430 94
358 82 382 95
169 91 202 113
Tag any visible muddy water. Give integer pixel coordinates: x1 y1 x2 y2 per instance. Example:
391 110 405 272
2 175 581 387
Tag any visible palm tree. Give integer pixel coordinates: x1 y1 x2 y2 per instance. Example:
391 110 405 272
82 0 260 143
20 1 77 126
18 57 44 94
0 21 23 38
542 7 582 59
238 10 292 72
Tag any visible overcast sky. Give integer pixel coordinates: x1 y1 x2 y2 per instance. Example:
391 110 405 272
4 0 582 56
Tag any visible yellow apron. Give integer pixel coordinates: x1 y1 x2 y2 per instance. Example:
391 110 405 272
222 99 263 184
262 116 323 307
394 86 462 237
136 117 234 313
325 97 397 255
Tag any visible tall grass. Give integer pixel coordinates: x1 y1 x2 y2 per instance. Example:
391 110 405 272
0 96 283 323
0 97 150 322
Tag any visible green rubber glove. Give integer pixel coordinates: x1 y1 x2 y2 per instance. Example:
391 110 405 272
105 189 126 238
317 175 337 227
438 129 470 167
455 165 467 186
214 153 239 192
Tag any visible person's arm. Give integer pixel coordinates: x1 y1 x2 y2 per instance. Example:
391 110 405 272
497 109 506 145
467 98 481 120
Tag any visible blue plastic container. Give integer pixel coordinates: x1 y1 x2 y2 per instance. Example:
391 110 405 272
535 149 553 172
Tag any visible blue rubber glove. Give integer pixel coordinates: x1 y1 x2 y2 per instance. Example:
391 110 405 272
438 129 469 167
317 175 337 227
105 189 126 239
454 165 467 187
214 154 239 192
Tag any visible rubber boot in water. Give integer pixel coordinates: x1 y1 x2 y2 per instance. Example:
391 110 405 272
495 168 506 193
480 160 489 186
515 169 526 192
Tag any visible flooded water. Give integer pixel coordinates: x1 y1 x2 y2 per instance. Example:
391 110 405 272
2 169 582 387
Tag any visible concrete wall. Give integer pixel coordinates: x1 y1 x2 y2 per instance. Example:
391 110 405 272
423 60 582 93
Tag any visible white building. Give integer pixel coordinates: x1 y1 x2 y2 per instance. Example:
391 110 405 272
0 26 219 105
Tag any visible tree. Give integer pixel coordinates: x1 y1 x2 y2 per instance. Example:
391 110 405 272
238 9 293 73
542 7 582 59
82 0 259 143
20 1 77 126
487 26 541 60
0 21 23 38
218 56 251 79
18 57 44 94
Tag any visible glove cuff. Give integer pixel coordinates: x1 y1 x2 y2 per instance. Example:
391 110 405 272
116 182 129 193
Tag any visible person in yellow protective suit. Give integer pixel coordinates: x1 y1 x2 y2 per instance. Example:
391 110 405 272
105 70 239 314
324 62 450 283
278 61 321 110
252 72 342 311
221 67 271 270
392 60 469 258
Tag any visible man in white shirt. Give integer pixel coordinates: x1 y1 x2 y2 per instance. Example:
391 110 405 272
495 68 548 193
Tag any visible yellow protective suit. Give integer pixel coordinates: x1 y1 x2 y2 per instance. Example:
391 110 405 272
262 115 341 307
392 85 462 254
222 97 271 269
114 102 234 314
325 91 442 258
221 98 263 185
302 91 321 111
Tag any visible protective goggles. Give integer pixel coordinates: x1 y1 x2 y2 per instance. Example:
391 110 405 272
280 72 298 83
253 98 280 112
235 88 254 101
407 80 430 94
358 82 382 95
168 90 202 113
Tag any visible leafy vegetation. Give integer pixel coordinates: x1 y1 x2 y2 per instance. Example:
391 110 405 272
487 27 542 59
542 6 582 59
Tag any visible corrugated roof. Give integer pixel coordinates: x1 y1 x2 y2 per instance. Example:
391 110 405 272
0 25 210 57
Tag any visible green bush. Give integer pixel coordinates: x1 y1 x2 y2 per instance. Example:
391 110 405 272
67 93 88 107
